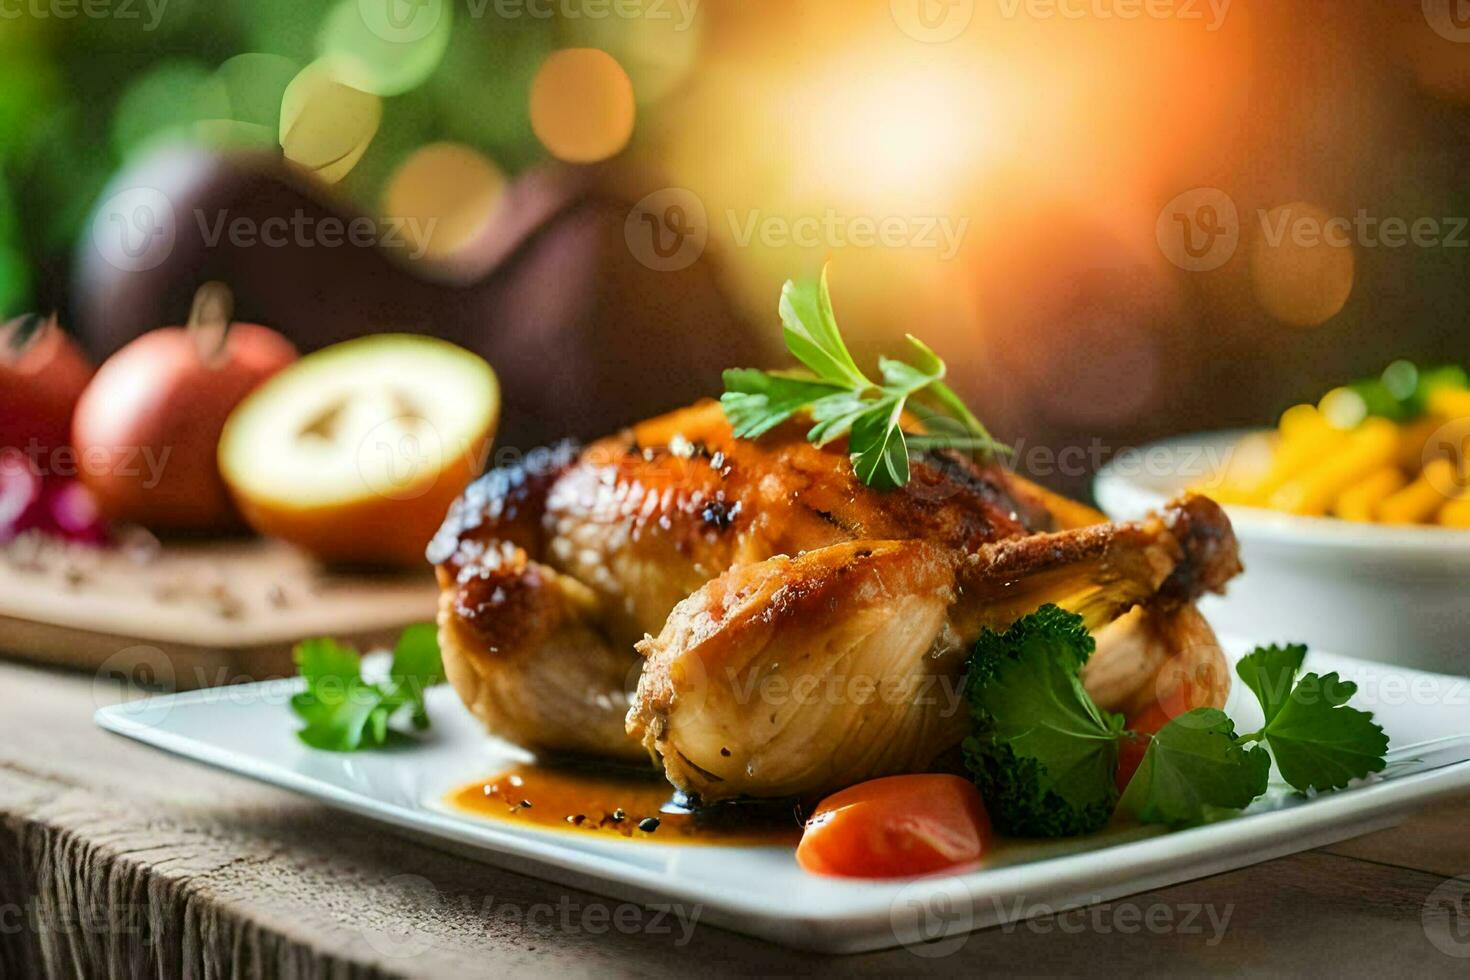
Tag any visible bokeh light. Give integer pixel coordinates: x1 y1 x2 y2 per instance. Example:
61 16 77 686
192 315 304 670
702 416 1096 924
529 48 636 164
382 142 505 261
279 62 383 185
558 0 703 106
318 0 452 98
1250 202 1356 328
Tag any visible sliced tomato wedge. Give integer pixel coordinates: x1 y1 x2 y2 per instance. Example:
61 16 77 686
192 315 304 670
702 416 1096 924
796 774 992 879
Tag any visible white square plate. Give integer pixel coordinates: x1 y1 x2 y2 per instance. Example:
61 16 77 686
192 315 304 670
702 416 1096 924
96 636 1470 953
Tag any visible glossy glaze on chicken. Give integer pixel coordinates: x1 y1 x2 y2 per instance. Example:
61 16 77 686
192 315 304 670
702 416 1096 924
429 401 1242 802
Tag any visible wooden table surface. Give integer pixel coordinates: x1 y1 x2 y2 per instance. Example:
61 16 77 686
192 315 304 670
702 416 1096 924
2 655 1468 978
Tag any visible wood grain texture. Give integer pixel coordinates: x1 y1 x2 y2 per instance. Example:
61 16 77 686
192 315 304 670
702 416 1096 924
1 657 1467 978
0 536 437 688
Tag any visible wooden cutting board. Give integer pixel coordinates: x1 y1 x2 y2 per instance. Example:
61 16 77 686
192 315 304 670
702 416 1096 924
0 532 438 689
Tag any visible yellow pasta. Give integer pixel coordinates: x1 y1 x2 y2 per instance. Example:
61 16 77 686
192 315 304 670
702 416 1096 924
1376 458 1458 525
1232 406 1348 505
1332 466 1406 523
1440 493 1470 529
1395 415 1444 472
1266 419 1398 516
1196 367 1470 528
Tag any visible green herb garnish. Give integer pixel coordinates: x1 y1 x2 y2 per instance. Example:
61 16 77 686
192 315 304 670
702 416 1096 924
722 265 1005 490
1230 644 1389 793
962 606 1389 836
1118 709 1270 827
290 623 446 751
961 606 1125 837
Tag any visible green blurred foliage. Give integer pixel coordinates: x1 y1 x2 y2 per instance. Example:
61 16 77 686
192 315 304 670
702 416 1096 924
0 0 567 319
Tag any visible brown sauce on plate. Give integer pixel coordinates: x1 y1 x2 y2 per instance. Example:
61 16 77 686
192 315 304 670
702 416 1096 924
447 762 802 847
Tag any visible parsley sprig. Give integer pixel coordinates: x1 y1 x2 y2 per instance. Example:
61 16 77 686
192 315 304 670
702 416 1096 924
964 607 1389 836
721 265 1006 490
290 623 446 752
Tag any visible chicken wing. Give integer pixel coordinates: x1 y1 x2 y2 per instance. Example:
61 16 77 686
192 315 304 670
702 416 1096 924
629 495 1240 801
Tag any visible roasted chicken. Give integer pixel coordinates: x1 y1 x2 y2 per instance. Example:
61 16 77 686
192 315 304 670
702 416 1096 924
429 401 1242 802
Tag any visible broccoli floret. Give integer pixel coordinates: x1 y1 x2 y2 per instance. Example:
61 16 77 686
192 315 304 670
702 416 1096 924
962 604 1121 838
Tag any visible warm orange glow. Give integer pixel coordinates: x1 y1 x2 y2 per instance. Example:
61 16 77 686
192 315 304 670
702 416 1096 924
530 49 636 164
780 48 998 215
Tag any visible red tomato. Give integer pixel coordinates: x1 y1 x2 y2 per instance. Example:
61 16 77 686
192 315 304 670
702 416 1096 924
0 314 93 454
796 775 992 879
73 320 295 531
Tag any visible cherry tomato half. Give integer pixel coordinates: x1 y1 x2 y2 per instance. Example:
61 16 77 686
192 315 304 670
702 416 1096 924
796 774 992 879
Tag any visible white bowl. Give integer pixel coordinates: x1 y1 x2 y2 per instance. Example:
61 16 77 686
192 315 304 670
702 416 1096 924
1094 430 1470 675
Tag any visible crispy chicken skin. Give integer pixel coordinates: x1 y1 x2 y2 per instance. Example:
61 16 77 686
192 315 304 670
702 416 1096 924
430 401 1242 799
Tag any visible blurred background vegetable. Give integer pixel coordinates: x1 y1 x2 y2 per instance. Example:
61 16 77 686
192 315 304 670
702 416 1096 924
0 0 1467 498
